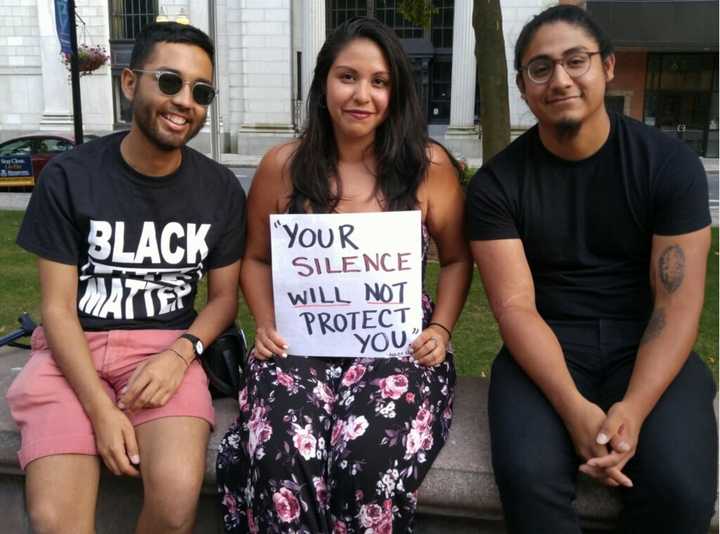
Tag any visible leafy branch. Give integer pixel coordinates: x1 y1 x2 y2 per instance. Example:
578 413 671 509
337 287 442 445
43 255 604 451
397 0 439 30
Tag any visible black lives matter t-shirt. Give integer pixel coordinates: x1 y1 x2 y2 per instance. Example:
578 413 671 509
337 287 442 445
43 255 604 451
17 131 246 331
467 112 710 322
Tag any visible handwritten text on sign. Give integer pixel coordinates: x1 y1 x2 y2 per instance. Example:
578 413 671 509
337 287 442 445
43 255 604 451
271 211 422 358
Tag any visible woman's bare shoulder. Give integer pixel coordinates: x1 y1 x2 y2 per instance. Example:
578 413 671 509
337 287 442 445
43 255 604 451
424 142 460 186
250 141 300 209
260 140 301 175
426 141 455 167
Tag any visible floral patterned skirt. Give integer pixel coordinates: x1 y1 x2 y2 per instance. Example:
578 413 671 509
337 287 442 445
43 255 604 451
216 352 455 533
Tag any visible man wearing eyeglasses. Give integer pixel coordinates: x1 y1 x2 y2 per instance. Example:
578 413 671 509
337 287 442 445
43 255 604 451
7 22 245 533
467 5 715 534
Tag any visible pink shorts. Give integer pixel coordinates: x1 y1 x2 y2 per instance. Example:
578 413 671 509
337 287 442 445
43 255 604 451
6 327 215 470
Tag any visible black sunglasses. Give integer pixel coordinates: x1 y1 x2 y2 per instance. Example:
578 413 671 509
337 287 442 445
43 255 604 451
132 69 217 106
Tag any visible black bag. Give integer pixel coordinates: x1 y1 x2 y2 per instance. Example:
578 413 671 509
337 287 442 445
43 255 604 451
201 324 247 399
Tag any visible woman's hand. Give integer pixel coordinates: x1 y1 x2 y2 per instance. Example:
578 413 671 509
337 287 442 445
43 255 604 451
254 324 289 360
410 324 450 367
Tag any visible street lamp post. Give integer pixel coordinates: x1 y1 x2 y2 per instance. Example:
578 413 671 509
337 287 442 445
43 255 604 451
67 0 84 144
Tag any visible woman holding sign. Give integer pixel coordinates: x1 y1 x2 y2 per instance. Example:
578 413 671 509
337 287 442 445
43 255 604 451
218 16 471 533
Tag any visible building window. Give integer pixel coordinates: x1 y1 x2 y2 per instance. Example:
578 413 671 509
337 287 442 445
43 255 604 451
644 52 717 156
430 0 453 50
110 0 158 40
375 0 424 39
605 92 632 116
109 1 158 126
429 57 451 123
325 0 368 38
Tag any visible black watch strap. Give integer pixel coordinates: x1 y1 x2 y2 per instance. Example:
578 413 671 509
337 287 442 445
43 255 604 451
180 333 204 356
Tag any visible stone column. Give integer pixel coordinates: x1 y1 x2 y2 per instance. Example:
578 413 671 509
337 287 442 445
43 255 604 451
189 0 216 143
445 0 478 140
37 0 72 128
300 0 325 128
216 0 230 138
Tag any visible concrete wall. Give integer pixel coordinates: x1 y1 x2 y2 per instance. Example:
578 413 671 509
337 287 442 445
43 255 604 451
0 0 43 134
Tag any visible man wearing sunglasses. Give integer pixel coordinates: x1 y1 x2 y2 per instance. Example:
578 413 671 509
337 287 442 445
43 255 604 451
467 5 715 534
8 22 245 534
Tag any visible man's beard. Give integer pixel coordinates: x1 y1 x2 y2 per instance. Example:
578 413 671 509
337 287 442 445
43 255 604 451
131 93 205 152
554 118 582 140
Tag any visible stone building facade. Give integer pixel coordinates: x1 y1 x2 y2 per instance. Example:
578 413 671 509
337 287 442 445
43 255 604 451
0 0 576 158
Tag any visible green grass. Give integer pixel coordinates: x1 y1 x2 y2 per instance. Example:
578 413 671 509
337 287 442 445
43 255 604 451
0 211 41 339
422 262 501 376
1 210 717 378
697 230 719 377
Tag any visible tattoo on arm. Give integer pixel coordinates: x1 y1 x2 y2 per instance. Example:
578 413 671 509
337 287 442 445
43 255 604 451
640 308 666 346
658 244 685 294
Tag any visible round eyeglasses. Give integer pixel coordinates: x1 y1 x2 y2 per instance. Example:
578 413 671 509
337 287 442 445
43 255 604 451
132 69 217 106
521 51 602 85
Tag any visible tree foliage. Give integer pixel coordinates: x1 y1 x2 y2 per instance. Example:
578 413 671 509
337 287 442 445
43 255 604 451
397 0 438 30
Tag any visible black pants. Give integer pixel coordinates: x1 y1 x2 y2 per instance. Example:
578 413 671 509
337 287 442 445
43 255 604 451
489 319 717 534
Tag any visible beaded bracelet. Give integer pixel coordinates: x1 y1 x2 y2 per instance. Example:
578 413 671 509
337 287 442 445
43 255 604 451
428 321 452 341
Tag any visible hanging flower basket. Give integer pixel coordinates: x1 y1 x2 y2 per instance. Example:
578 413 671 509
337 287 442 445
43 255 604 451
61 44 109 75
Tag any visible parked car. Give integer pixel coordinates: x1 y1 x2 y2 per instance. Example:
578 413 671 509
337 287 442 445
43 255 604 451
0 133 96 188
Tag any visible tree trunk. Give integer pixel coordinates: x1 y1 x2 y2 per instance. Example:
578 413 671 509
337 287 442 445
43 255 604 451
473 0 511 162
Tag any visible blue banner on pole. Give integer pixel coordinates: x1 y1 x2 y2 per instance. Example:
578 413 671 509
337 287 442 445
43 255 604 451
54 0 72 55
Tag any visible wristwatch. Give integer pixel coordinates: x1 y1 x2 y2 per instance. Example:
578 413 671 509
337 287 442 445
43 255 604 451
180 333 204 357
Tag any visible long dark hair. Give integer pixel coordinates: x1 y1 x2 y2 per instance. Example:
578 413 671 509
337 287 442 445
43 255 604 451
288 17 430 214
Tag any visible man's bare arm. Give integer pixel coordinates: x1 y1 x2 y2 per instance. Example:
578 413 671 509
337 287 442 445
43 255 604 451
472 239 630 486
120 260 241 411
586 226 710 476
181 259 242 354
473 240 584 415
38 258 140 476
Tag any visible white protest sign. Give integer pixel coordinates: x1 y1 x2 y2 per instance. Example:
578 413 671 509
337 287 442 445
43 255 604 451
270 211 422 358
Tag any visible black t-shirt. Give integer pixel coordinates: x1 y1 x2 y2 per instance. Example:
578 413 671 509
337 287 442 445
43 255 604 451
467 113 710 322
17 131 246 330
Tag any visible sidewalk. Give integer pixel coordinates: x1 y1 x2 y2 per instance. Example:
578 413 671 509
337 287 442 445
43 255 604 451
702 158 719 172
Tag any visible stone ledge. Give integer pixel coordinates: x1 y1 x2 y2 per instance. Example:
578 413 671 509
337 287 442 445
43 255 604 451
0 346 716 533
